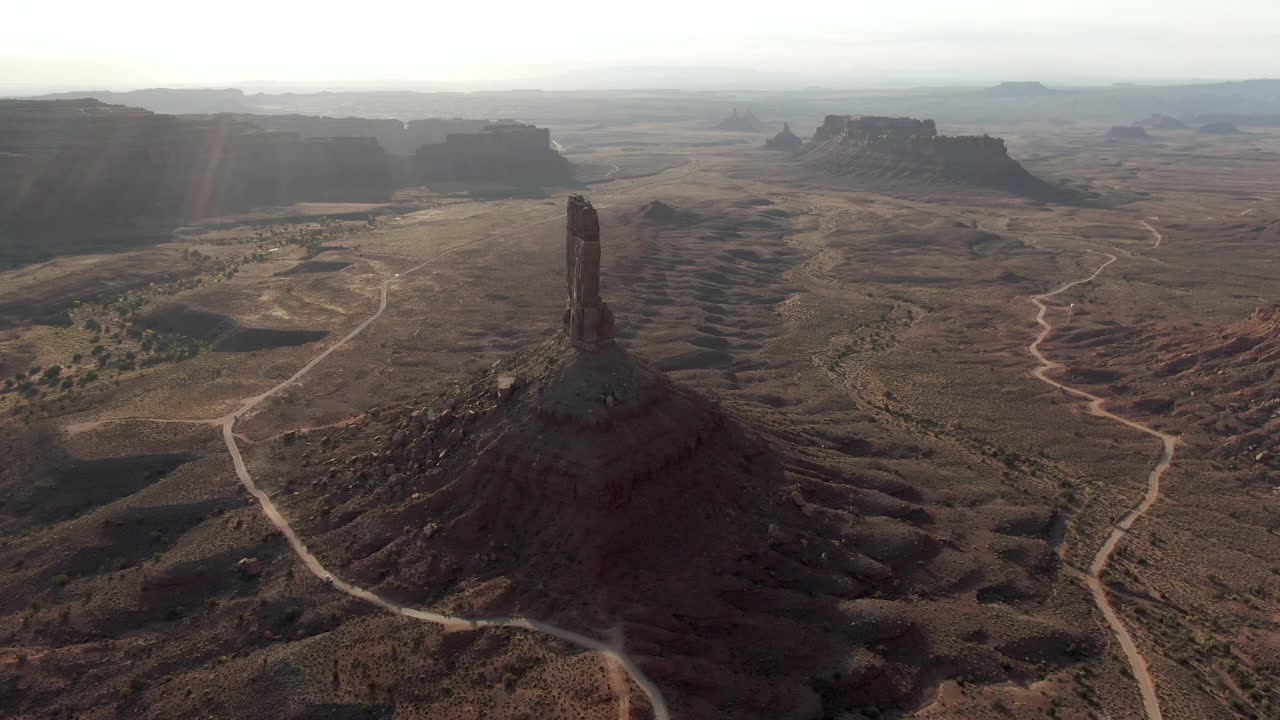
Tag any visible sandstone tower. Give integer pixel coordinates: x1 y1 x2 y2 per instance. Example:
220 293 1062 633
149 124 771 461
563 194 615 349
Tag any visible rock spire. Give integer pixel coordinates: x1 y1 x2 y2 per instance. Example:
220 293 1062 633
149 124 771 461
563 194 615 349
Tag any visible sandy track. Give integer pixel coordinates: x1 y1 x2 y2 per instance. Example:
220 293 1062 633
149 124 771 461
1141 220 1163 248
1026 224 1175 720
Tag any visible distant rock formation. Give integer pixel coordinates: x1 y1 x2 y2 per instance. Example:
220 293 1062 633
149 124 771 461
1133 113 1188 130
223 114 490 156
1198 121 1242 134
0 99 395 262
415 122 572 183
984 81 1060 96
764 122 803 153
802 114 1070 200
716 108 763 132
1193 113 1280 128
637 199 695 227
1106 126 1152 142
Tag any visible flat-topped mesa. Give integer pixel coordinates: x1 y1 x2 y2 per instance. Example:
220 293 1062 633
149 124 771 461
800 113 1077 201
563 194 615 350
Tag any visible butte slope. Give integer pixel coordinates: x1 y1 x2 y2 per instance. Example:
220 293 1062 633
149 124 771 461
261 332 1096 716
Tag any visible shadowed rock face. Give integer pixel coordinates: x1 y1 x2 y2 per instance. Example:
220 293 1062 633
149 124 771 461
802 114 1069 200
984 81 1059 96
222 114 490 157
0 99 395 261
414 122 572 183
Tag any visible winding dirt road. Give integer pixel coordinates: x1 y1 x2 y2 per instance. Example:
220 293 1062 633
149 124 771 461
1027 223 1175 720
210 212 673 717
1140 220 1163 248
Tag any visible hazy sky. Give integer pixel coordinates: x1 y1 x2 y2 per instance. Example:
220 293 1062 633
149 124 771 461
5 0 1279 91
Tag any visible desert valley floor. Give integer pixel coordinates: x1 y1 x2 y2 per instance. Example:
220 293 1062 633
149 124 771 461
1 120 1278 720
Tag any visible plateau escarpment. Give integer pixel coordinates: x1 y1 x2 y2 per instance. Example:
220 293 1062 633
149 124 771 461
802 114 1070 200
415 122 573 184
0 99 394 263
224 114 490 156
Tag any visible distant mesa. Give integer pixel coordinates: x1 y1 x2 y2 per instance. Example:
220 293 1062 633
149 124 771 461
222 114 490 157
983 81 1060 96
415 121 573 184
31 87 251 115
1133 113 1188 130
1106 125 1152 142
1198 121 1242 135
764 122 803 153
1193 113 1280 128
715 107 763 132
0 99 394 262
801 114 1073 201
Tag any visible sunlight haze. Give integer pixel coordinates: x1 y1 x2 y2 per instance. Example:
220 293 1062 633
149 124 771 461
5 0 1279 92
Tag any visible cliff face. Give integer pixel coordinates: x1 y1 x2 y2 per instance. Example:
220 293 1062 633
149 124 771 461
415 122 572 183
0 99 394 263
802 114 1069 199
225 114 490 156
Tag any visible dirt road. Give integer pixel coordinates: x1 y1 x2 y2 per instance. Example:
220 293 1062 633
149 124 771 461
1027 227 1174 720
210 208 674 718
